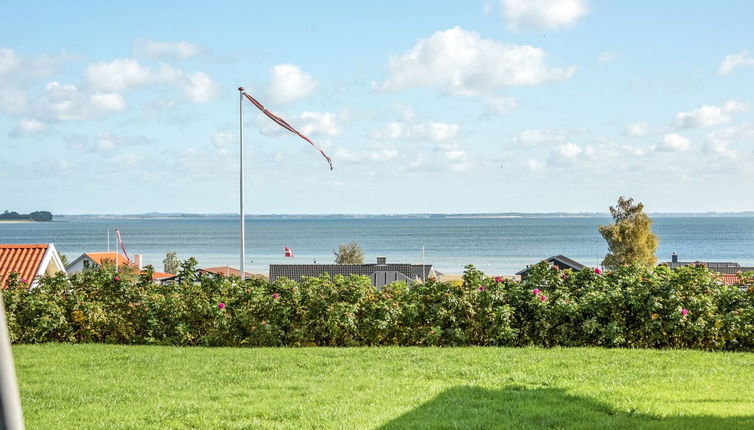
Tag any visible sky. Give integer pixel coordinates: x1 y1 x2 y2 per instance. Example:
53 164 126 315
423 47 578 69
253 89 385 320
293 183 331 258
1 0 753 215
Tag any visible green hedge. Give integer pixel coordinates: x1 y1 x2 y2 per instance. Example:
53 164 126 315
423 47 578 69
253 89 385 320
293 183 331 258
3 258 753 350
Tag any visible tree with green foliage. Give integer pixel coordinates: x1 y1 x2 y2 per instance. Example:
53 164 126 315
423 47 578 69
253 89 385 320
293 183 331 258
333 241 364 264
598 196 658 269
29 211 53 221
163 251 180 274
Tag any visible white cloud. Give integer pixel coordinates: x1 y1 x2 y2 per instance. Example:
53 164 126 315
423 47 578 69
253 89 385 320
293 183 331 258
266 64 316 105
598 51 618 63
111 153 142 167
334 144 399 162
705 123 754 156
514 129 568 145
657 133 691 152
88 132 152 153
411 122 459 142
94 136 116 152
8 118 47 137
133 40 204 59
37 81 125 120
718 50 754 75
438 142 472 172
370 121 459 142
484 96 517 115
183 72 220 103
259 111 343 138
482 0 495 15
370 122 406 140
501 0 589 31
298 112 342 136
89 93 127 111
86 58 219 103
675 100 748 129
526 159 546 172
555 142 582 160
704 136 731 155
212 131 237 155
582 142 639 160
0 47 58 79
86 58 155 91
0 48 61 115
380 27 574 95
625 121 651 137
55 159 77 177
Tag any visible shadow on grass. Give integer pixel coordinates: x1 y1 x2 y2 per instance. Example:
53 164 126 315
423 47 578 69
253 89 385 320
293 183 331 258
377 385 753 429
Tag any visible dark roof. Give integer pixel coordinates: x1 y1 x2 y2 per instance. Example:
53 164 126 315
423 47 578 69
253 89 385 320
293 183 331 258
269 263 434 284
516 255 586 276
663 261 740 270
661 261 754 274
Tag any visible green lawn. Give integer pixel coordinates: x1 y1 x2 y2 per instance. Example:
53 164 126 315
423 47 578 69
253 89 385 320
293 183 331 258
12 345 754 429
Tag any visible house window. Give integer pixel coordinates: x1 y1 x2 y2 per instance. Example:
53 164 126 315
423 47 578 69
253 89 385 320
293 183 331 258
83 260 90 269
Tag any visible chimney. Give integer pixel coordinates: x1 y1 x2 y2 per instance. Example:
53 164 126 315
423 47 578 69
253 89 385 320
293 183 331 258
671 252 678 263
134 254 142 270
376 256 386 265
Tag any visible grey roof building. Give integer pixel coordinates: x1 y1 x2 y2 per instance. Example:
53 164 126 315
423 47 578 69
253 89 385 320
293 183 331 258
661 252 754 274
516 255 586 280
269 256 437 289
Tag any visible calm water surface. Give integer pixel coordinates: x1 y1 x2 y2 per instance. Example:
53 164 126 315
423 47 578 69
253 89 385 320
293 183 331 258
1 217 752 275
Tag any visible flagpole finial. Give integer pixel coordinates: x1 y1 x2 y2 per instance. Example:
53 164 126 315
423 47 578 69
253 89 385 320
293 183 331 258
238 86 244 92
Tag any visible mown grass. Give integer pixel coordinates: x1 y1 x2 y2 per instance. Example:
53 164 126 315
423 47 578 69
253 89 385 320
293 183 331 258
12 344 754 429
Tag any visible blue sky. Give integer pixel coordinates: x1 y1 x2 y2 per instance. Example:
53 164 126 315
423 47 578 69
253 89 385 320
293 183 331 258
2 1 753 214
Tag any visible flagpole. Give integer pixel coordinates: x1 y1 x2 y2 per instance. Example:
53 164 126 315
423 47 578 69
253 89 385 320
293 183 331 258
239 87 246 280
422 245 426 282
0 294 25 430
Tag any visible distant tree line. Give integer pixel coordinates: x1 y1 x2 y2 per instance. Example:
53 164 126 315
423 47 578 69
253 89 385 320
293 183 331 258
0 210 53 221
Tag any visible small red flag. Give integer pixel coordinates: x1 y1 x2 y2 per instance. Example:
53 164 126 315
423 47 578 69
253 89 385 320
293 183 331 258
284 246 294 258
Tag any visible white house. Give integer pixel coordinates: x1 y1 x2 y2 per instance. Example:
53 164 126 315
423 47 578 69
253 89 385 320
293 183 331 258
66 252 135 274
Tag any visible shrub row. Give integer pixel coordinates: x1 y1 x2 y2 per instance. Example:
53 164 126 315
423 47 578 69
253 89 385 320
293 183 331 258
3 259 753 350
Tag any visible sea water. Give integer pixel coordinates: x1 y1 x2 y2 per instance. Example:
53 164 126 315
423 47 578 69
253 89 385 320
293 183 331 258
1 216 753 275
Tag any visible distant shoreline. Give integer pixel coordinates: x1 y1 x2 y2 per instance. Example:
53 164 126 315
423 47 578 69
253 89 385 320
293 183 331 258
53 211 754 221
0 220 34 223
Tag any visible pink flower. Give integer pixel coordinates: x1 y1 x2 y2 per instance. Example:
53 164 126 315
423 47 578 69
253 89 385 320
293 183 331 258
532 288 540 295
21 278 28 283
560 272 568 280
113 276 120 281
272 293 280 300
540 294 547 302
479 285 486 291
218 302 225 309
681 308 688 317
494 276 503 283
594 268 602 275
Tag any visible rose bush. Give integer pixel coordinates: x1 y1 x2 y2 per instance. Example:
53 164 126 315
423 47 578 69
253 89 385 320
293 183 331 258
3 260 753 350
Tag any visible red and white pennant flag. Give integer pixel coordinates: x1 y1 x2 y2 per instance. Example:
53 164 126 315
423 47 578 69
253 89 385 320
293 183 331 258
240 88 333 170
115 229 129 261
284 246 294 258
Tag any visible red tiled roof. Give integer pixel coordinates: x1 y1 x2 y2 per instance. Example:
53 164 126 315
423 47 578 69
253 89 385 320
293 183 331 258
200 266 254 278
84 252 130 267
150 271 176 280
719 274 740 285
0 244 48 288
